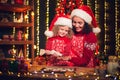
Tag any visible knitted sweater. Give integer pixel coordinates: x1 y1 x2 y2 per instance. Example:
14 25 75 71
70 32 98 67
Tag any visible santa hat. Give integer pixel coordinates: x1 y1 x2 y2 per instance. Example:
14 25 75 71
70 5 101 33
44 15 72 37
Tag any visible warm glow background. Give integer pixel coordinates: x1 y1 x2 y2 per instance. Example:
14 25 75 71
34 0 120 57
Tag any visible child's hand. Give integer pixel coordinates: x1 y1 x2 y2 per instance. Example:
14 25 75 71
45 50 62 57
49 50 62 57
55 52 62 57
57 56 71 60
53 51 62 57
45 50 56 55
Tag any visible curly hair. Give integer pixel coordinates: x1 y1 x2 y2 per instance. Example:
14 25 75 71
52 25 74 39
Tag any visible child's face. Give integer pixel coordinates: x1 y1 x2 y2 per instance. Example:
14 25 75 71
58 26 69 37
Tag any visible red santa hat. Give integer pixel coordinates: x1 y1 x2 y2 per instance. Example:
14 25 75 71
70 5 101 33
44 15 72 37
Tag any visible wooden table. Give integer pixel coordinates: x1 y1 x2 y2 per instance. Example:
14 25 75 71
0 65 115 80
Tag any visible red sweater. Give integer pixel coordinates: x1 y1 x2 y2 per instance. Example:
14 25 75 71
45 36 74 66
45 36 71 56
70 32 98 67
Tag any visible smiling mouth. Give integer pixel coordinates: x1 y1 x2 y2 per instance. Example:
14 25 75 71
76 27 82 29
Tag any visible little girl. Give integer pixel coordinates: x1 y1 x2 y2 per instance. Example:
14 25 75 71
44 15 74 66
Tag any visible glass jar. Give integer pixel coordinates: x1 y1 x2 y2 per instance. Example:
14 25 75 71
107 56 119 74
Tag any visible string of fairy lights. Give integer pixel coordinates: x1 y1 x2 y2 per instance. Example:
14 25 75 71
115 0 118 55
94 0 100 55
45 0 50 39
86 0 91 6
104 0 108 54
12 13 15 50
26 0 29 58
46 0 50 32
36 0 49 56
36 0 40 55
115 0 120 56
94 0 99 26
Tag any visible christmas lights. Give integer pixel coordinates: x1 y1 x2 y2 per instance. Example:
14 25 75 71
94 0 100 55
95 0 99 23
115 0 120 57
45 0 49 36
36 0 40 55
104 1 109 54
25 0 29 58
12 12 16 50
87 0 91 6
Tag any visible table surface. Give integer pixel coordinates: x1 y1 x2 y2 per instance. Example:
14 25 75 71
0 65 116 80
0 73 113 80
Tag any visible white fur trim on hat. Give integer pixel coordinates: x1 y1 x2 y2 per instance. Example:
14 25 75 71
71 9 92 24
44 30 54 37
93 27 101 34
54 17 72 28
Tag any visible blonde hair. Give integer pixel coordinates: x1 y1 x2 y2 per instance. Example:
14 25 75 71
52 25 73 39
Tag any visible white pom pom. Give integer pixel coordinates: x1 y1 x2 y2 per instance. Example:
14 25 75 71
44 30 54 37
93 27 101 34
